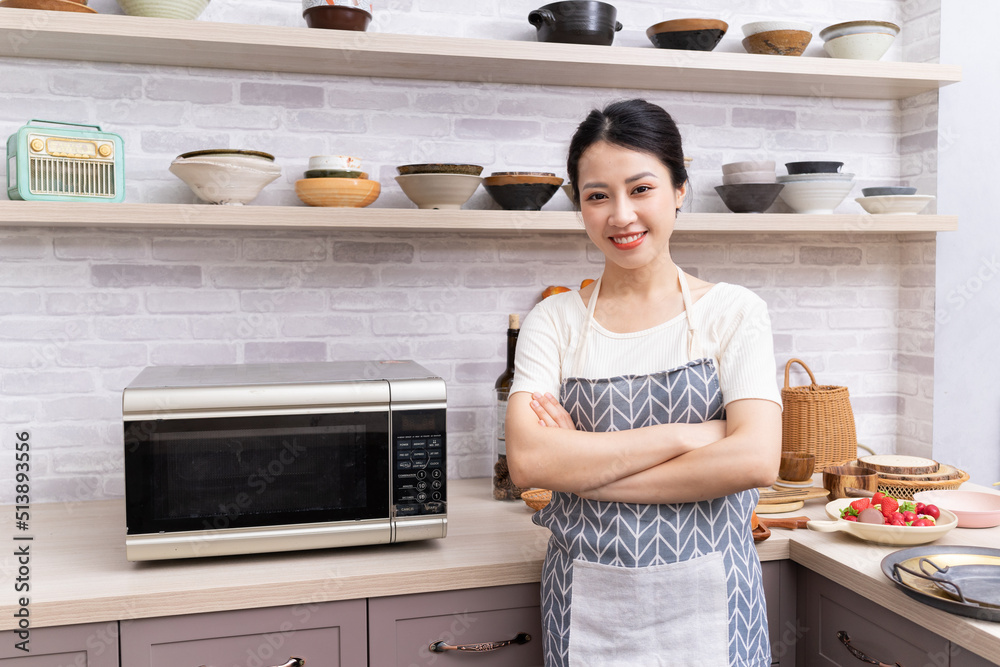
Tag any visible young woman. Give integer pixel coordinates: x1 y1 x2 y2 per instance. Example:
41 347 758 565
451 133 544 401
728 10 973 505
506 99 782 667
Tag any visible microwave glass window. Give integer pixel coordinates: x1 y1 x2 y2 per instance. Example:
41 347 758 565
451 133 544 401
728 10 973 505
125 413 390 534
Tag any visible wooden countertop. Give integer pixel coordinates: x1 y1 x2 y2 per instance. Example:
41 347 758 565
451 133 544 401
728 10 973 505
3 478 1000 662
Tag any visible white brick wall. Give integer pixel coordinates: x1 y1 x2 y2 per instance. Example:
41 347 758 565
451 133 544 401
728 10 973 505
0 0 940 502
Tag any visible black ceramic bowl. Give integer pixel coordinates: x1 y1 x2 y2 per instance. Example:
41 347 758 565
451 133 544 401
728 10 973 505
862 186 918 197
785 161 843 175
303 5 372 31
484 173 564 211
646 18 728 51
715 183 784 213
528 1 623 46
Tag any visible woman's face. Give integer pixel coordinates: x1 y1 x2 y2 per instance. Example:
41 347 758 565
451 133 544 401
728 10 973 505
576 140 686 272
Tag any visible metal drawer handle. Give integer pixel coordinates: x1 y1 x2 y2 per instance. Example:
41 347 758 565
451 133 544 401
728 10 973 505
838 631 903 667
201 659 303 667
429 631 531 653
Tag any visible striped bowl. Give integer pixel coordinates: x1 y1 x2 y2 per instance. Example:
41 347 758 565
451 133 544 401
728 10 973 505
116 0 210 19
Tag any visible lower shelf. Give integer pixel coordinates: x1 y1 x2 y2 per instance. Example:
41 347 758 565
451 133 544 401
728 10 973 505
0 201 957 233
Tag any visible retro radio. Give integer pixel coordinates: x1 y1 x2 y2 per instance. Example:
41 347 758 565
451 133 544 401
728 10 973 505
6 120 125 203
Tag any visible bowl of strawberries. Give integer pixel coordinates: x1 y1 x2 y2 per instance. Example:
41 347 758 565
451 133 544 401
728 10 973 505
807 492 957 546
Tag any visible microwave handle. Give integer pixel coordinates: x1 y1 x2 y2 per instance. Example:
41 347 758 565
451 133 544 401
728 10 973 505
202 659 303 667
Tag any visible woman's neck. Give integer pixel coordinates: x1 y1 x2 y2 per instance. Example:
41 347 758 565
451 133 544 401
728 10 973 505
600 255 680 300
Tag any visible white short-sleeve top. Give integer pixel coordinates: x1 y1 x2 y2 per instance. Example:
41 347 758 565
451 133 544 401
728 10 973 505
509 281 781 408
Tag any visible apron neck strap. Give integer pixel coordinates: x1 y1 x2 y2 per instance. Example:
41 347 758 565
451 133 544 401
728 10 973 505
677 267 703 360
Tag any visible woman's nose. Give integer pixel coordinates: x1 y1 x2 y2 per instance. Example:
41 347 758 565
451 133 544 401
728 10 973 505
608 198 638 226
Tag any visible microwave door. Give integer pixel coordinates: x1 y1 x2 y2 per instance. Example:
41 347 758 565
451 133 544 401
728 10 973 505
124 411 390 538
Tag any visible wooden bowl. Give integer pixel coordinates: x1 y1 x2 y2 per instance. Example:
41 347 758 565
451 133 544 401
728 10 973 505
822 465 877 500
779 452 815 482
742 29 812 56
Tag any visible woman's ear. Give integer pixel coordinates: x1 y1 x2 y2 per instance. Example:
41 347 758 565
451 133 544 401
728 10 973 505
674 181 687 211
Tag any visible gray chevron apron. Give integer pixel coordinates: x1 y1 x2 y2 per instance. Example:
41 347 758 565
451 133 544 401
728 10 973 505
532 268 770 667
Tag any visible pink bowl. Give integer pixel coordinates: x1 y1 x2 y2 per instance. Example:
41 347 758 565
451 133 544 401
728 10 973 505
913 489 1000 528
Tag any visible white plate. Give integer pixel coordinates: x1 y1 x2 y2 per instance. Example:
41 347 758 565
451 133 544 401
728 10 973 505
856 194 934 215
807 497 957 546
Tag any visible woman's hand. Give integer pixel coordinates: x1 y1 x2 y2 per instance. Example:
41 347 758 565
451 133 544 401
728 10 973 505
530 392 576 430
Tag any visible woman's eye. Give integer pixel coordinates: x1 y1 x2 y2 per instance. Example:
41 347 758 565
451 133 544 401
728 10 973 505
586 192 607 201
632 185 651 195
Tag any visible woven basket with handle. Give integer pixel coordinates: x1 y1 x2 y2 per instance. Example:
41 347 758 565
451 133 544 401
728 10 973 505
781 358 857 470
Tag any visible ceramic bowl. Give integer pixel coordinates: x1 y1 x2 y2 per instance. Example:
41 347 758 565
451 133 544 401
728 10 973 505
722 170 776 185
528 1 623 46
116 0 209 18
807 497 957 546
714 184 783 214
742 20 811 38
779 179 854 214
309 155 362 171
819 20 900 42
304 169 367 179
862 186 917 197
562 183 575 202
396 163 484 176
824 32 896 61
785 161 843 174
295 178 380 207
646 18 728 52
0 0 96 12
742 29 812 56
484 173 564 211
855 195 934 215
913 490 1000 529
169 150 281 205
303 2 371 31
395 173 483 210
778 172 855 183
721 160 775 175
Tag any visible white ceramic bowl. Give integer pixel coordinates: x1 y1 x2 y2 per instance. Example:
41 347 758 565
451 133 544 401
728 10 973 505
807 497 957 546
913 490 1000 529
742 21 810 38
722 160 775 175
169 152 281 205
116 0 210 19
722 170 776 185
824 32 896 60
856 194 935 214
819 20 900 41
302 0 372 14
778 179 854 214
777 172 855 183
395 173 483 210
309 155 362 171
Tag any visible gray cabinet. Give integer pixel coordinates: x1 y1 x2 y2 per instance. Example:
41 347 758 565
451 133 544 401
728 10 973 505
119 598 366 667
0 622 119 667
950 648 1000 667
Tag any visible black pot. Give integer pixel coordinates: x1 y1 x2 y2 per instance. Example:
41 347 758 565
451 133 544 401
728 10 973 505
528 1 623 46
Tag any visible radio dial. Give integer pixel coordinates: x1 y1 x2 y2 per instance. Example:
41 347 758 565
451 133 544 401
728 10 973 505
29 138 44 153
98 144 113 157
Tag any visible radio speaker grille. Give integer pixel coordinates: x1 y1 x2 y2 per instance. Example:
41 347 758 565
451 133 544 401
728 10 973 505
29 156 117 198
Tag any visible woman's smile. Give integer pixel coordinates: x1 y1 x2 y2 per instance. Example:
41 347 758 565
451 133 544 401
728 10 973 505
610 231 647 249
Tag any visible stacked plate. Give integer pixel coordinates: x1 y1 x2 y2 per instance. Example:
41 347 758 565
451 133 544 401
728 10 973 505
777 161 853 214
295 155 380 207
395 164 484 210
716 160 783 213
856 186 934 214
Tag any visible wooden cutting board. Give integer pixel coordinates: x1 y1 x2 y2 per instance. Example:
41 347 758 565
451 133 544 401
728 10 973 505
755 500 805 514
875 463 963 482
857 454 940 475
757 487 830 504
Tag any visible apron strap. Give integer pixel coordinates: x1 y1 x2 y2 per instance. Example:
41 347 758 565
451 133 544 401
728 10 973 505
677 267 703 361
571 276 602 377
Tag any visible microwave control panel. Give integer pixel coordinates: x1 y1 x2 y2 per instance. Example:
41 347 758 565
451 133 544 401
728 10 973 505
393 432 446 517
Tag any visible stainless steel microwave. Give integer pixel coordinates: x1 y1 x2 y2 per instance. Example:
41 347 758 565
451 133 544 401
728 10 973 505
121 360 447 561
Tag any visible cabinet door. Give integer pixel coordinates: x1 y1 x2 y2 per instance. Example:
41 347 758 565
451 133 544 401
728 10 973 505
119 599 366 667
369 583 543 666
797 569 950 666
0 622 119 667
950 645 1000 667
763 559 798 667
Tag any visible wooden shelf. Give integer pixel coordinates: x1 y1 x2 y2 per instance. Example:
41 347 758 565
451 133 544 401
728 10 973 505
0 9 960 99
0 201 957 233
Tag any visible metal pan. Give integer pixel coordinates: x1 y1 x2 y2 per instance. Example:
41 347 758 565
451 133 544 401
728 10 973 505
881 545 1000 622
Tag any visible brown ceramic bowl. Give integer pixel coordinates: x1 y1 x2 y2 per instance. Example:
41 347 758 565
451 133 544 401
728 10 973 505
742 29 812 56
303 5 372 31
779 452 815 483
397 163 484 176
822 465 878 500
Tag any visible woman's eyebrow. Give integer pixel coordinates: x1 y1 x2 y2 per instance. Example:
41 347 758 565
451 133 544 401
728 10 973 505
581 181 607 190
625 171 657 183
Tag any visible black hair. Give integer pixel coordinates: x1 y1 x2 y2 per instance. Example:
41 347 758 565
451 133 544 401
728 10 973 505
566 99 688 204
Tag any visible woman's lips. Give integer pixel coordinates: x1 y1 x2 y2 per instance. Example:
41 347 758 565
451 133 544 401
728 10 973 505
609 232 647 250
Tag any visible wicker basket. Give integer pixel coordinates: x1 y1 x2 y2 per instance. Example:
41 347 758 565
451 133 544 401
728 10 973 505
828 459 970 500
781 358 858 470
521 488 552 511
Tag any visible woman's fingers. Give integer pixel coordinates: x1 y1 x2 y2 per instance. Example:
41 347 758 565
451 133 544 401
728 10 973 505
531 392 576 429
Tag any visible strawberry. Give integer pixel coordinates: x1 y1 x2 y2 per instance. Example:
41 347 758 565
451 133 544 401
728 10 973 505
878 495 899 517
850 498 870 513
872 491 886 505
844 515 859 522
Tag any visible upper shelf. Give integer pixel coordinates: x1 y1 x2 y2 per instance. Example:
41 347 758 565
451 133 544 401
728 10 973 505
0 201 957 233
0 9 961 99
